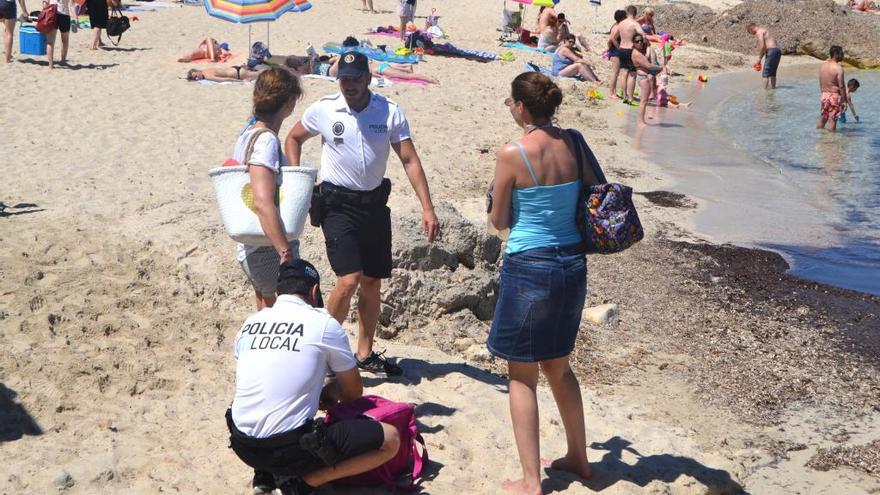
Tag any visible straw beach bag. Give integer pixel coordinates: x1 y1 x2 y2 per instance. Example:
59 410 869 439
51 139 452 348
208 129 317 246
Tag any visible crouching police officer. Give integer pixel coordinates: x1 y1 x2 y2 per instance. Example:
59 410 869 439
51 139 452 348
285 51 440 377
226 259 400 495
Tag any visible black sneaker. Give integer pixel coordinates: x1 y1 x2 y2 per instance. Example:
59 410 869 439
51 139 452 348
356 350 403 376
277 477 316 495
252 470 275 495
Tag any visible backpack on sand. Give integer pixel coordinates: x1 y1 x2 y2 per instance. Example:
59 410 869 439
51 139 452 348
325 395 428 490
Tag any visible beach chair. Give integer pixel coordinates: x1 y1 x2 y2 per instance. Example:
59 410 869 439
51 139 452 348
499 1 523 42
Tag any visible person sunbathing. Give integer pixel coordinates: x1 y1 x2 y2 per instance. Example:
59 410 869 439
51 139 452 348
849 0 879 11
186 66 263 82
178 37 230 62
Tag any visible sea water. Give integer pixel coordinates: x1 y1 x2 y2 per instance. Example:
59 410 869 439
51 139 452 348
623 65 880 295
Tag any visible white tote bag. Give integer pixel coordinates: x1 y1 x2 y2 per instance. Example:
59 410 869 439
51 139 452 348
209 129 317 246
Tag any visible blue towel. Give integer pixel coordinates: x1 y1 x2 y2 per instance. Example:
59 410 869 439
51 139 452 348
503 42 554 55
323 42 420 64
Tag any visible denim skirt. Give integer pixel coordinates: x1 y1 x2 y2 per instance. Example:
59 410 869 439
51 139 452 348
488 244 587 362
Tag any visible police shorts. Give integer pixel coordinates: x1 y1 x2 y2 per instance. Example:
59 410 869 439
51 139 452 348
322 203 392 279
227 412 385 477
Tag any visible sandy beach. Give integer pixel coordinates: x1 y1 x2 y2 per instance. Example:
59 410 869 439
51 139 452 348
2 0 879 493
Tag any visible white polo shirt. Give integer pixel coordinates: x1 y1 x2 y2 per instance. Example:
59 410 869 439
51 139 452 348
300 92 411 191
231 295 357 438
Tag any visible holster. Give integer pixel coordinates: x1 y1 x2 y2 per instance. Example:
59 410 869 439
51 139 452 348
297 420 341 466
309 184 326 227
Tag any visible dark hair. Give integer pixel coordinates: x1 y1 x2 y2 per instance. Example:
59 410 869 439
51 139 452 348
557 13 566 20
848 78 860 89
626 5 637 16
614 9 626 22
253 68 302 120
562 34 576 43
277 277 316 297
829 45 844 60
186 68 201 81
342 36 359 47
511 72 563 121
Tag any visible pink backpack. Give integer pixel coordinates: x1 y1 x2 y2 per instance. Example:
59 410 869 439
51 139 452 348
324 395 429 490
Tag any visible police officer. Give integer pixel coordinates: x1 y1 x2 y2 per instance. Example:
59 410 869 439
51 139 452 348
285 51 440 376
227 259 400 495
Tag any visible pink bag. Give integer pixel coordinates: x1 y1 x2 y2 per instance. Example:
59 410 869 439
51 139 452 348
324 395 428 490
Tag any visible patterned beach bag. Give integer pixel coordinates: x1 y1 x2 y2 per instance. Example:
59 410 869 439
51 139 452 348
325 395 428 490
568 129 644 254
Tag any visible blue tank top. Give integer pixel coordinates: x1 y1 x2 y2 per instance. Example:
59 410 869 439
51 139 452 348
505 141 582 255
551 50 571 76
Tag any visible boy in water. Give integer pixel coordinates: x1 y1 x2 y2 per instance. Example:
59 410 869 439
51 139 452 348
838 79 861 124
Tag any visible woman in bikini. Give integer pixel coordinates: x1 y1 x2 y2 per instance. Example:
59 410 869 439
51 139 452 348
178 37 229 62
186 65 263 82
632 34 664 126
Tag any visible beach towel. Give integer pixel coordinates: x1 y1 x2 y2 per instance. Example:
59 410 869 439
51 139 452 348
323 42 419 64
197 80 252 86
503 41 553 55
524 61 584 81
428 42 499 62
365 25 432 38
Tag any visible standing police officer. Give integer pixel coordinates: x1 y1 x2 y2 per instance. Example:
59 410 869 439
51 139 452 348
285 52 440 376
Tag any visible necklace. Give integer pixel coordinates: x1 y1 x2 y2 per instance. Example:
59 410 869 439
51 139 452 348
525 122 554 134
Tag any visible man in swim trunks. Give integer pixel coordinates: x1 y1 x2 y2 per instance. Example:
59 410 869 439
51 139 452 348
817 45 847 132
747 23 782 89
617 5 647 103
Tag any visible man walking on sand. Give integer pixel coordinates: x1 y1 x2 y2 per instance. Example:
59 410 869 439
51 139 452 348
747 23 782 89
616 5 647 103
285 52 440 377
817 45 848 132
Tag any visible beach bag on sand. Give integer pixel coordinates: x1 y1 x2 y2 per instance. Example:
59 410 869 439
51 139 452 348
325 395 428 490
105 8 130 45
569 129 644 254
208 129 317 246
36 3 57 33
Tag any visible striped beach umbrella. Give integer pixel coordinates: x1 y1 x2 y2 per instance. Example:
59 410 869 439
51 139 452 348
203 0 311 24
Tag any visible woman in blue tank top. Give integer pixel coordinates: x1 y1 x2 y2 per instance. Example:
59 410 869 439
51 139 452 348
551 35 600 82
488 72 600 493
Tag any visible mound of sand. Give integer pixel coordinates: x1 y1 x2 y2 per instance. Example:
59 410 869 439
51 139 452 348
651 0 880 68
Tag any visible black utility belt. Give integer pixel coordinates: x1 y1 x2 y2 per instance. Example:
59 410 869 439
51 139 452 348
225 409 314 449
319 179 392 207
309 179 391 227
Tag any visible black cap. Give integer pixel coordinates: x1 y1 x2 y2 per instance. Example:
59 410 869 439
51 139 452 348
278 259 324 307
337 51 370 80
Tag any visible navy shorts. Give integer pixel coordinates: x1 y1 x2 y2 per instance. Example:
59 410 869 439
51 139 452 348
0 0 16 19
322 202 392 279
488 244 587 362
763 48 782 78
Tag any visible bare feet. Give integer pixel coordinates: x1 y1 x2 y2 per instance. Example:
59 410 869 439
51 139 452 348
501 478 543 495
548 455 593 479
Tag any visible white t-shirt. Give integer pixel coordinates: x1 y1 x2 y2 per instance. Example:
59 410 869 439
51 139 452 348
300 92 411 191
233 126 291 262
51 0 70 16
231 295 357 438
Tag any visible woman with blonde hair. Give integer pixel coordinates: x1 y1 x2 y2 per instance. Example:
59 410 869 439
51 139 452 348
489 72 599 494
233 67 303 309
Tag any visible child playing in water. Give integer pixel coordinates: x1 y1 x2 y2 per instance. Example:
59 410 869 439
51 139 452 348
655 74 691 109
838 78 860 123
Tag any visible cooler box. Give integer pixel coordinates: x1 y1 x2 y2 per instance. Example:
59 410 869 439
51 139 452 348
20 26 47 56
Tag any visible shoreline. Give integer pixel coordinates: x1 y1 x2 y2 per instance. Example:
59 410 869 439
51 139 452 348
615 61 880 297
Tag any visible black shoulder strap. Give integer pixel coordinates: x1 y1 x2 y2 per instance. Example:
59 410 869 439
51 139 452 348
568 128 607 185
